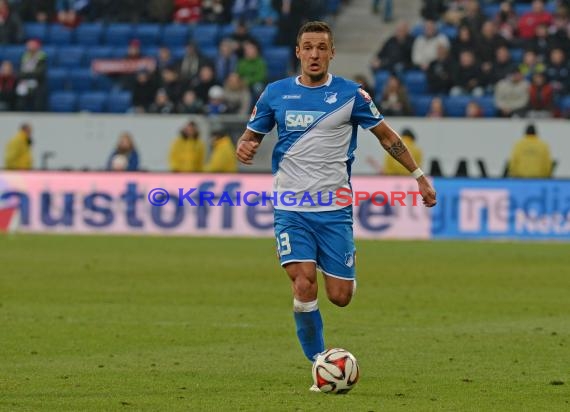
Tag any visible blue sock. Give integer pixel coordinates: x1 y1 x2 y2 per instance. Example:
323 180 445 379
293 299 325 362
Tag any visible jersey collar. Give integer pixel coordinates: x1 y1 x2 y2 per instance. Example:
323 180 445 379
295 73 333 88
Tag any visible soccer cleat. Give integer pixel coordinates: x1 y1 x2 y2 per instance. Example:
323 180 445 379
309 384 321 392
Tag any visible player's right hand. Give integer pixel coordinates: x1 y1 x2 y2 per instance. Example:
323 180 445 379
236 141 259 165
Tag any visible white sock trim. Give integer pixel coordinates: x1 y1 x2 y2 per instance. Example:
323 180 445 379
293 298 318 312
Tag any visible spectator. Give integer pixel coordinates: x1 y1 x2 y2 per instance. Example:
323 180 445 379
494 1 518 42
372 0 393 22
0 61 17 111
173 0 201 24
526 24 557 63
131 69 157 113
549 11 570 55
451 24 477 60
56 0 84 28
204 127 238 173
4 123 33 170
179 42 212 84
518 0 553 40
214 38 238 84
191 65 219 103
169 120 205 172
370 21 414 75
16 39 47 112
205 85 229 115
427 44 455 94
519 50 546 79
257 0 278 25
411 19 450 71
382 128 422 175
159 65 183 105
427 96 445 117
353 74 376 104
478 21 509 67
465 100 483 118
202 0 232 24
421 0 446 21
379 75 411 116
146 0 174 23
491 46 515 85
528 72 554 117
442 0 469 26
237 40 267 97
450 50 484 97
176 90 204 114
232 0 258 23
460 0 486 33
0 0 23 44
20 0 55 23
494 68 530 117
223 72 251 115
106 132 139 171
508 124 552 178
148 88 175 114
155 46 174 74
230 19 257 58
546 48 570 96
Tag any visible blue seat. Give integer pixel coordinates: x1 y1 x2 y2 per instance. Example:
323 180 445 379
42 45 57 67
327 0 341 14
69 68 94 92
514 4 532 16
110 47 129 59
107 91 132 113
560 96 570 112
192 24 220 49
218 23 236 40
133 24 162 46
440 25 457 40
410 95 434 116
475 96 497 117
48 25 73 45
143 46 159 59
263 46 290 81
250 25 278 47
411 23 424 37
374 70 391 96
2 45 25 67
93 74 115 91
483 4 500 18
403 71 427 95
47 68 69 91
49 91 78 112
79 91 108 112
104 24 134 46
201 46 217 60
76 23 104 46
509 48 524 64
24 23 48 42
56 46 85 68
161 24 191 47
171 46 186 60
85 46 113 65
444 95 471 117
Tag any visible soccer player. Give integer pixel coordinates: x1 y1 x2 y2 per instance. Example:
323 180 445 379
236 21 437 388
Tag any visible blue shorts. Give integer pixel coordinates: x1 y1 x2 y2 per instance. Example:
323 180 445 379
273 206 356 280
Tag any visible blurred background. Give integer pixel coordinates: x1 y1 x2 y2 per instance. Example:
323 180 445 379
0 0 569 240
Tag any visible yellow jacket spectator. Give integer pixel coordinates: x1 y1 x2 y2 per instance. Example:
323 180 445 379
204 131 238 173
169 121 205 172
508 124 552 178
5 124 33 170
383 128 423 175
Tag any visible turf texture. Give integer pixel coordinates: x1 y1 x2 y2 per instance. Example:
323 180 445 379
0 235 569 411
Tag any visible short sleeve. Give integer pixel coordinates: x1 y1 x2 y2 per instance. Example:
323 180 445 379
247 87 275 134
350 88 384 129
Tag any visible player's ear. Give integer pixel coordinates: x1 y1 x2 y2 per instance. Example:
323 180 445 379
295 46 300 59
330 46 335 60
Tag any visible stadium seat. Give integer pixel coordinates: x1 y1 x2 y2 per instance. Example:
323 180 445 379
161 24 191 47
143 46 159 59
192 24 220 49
263 47 290 81
42 45 57 66
483 4 500 18
85 46 113 64
2 45 25 67
374 70 390 96
56 46 85 68
48 25 74 45
107 91 132 113
475 96 497 118
79 92 108 112
171 46 186 61
410 95 434 116
69 68 94 92
411 23 424 37
514 4 532 16
443 95 471 117
200 46 218 60
250 25 278 47
327 0 341 14
24 23 48 42
47 68 69 91
218 23 236 40
403 71 428 95
104 24 134 46
133 24 162 46
440 25 457 39
93 74 115 92
76 23 104 46
49 91 78 112
110 47 129 59
561 96 570 113
509 48 524 64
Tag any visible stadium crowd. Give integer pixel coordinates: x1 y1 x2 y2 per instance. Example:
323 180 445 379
0 0 344 114
371 0 570 118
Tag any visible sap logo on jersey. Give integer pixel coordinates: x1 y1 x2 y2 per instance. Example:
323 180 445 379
285 110 325 131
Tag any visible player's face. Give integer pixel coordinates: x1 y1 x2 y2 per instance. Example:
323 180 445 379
296 32 335 85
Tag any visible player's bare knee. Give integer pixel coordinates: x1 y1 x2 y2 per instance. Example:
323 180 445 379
328 289 353 307
293 275 317 299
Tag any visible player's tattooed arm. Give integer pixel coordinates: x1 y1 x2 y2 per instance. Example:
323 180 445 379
382 139 408 159
236 129 264 165
370 121 418 172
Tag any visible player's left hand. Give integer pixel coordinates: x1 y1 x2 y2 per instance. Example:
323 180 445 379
417 177 437 207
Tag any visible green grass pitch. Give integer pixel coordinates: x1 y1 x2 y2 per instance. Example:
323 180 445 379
0 235 569 411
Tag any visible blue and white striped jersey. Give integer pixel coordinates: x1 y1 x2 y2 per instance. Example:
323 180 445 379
247 73 384 211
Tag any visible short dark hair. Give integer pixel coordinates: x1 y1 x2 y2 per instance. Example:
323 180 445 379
296 21 334 47
525 124 537 135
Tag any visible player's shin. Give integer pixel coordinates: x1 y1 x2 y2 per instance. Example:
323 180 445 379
293 298 325 362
